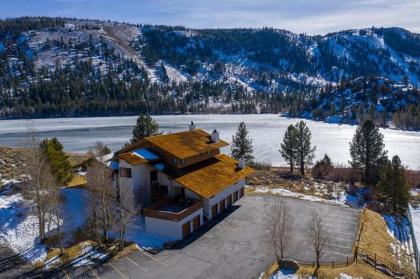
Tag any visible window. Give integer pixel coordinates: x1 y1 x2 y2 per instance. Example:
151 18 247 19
207 150 211 155
181 159 185 165
172 158 177 164
120 168 132 178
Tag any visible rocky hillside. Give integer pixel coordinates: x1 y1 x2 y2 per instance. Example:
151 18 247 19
0 17 419 128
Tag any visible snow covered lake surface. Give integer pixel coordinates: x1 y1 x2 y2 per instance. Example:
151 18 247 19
0 114 419 169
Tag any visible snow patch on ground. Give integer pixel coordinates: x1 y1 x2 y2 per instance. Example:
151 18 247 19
339 273 360 279
0 185 91 264
164 64 187 84
254 186 348 206
0 190 50 264
121 216 176 250
270 268 298 279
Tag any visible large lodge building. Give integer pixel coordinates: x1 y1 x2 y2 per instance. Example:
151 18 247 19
89 122 254 240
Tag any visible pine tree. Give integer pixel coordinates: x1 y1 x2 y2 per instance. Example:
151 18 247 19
377 155 409 212
295 121 316 175
349 119 385 185
231 122 254 162
40 137 73 185
312 154 334 179
280 125 298 174
131 114 159 143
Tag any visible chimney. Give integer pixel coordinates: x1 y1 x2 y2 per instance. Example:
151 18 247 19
189 121 196 131
211 129 219 143
238 158 245 169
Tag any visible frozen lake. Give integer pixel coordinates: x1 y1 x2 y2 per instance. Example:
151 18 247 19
0 114 419 169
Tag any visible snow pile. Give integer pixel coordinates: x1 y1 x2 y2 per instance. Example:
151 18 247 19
120 216 176 250
271 268 298 279
340 274 360 279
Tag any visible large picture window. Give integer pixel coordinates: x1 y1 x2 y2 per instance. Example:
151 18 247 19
120 168 132 178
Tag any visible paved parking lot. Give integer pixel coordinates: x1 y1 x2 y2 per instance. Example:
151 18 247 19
91 195 361 279
1 195 360 278
0 245 32 279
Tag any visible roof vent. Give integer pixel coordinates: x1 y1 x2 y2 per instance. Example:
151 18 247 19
211 129 219 143
238 158 245 169
189 121 196 131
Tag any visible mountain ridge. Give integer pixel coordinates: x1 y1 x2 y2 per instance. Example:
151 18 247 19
0 17 419 129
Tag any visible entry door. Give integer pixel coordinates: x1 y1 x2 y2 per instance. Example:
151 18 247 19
182 221 190 238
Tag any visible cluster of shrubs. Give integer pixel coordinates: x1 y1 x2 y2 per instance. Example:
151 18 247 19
311 154 360 183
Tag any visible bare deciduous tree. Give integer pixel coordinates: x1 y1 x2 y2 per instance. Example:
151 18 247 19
265 198 294 262
24 125 55 242
49 184 64 254
114 183 136 250
308 212 328 268
87 142 114 244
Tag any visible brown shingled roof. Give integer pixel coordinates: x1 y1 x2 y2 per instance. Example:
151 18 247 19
118 153 147 165
174 154 255 198
145 129 229 160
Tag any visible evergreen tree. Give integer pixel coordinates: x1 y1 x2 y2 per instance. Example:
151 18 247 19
295 121 316 175
349 119 385 185
280 124 298 174
377 155 409 212
231 122 254 162
312 154 334 179
40 137 73 185
131 114 159 143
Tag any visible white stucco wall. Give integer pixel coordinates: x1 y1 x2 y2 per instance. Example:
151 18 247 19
119 160 154 208
145 208 203 240
205 179 245 219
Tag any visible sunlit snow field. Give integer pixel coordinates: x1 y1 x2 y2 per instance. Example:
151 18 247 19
0 114 419 169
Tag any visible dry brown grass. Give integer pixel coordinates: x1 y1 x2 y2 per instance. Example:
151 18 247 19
246 167 346 200
358 209 396 262
0 146 28 181
67 152 90 167
357 209 415 275
45 240 97 267
66 175 87 187
297 262 391 279
112 243 140 260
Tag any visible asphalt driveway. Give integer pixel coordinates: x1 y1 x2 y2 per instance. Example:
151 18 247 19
65 195 362 279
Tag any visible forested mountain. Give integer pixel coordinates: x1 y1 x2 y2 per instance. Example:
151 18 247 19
0 17 419 129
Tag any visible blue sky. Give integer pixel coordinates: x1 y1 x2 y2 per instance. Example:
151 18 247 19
1 0 419 35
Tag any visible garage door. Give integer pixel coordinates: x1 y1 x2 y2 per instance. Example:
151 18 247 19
192 215 200 231
233 191 238 202
182 221 190 238
219 199 226 212
227 195 232 207
211 204 218 218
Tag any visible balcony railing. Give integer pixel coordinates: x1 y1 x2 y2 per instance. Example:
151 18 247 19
143 197 203 222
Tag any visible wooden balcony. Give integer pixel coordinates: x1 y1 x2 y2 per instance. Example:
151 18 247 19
143 197 203 222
